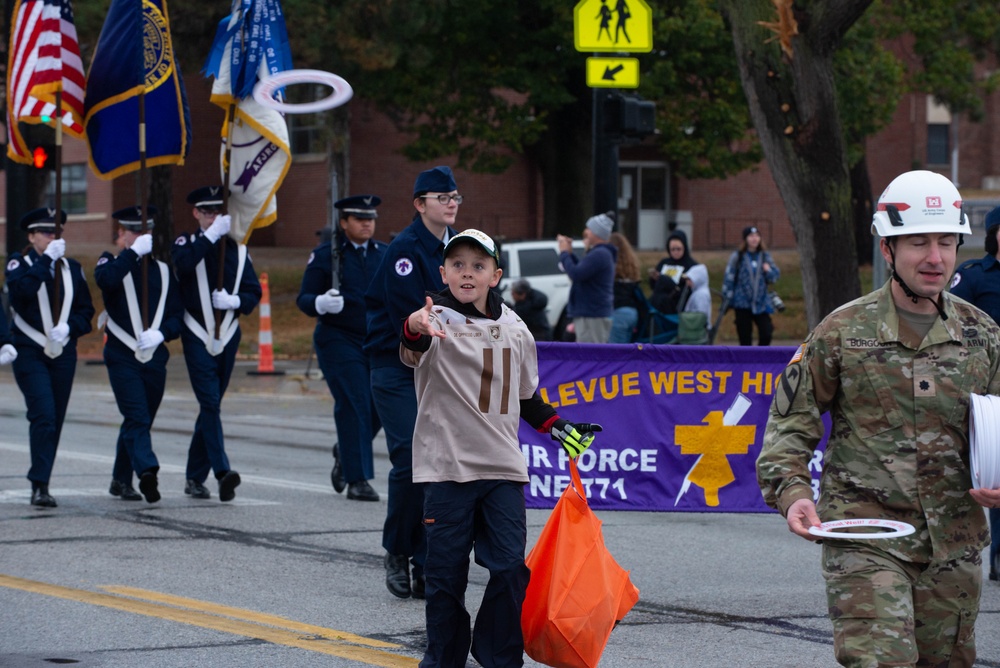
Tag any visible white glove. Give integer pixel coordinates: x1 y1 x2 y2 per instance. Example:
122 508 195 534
48 323 70 345
0 344 17 365
131 234 153 257
315 289 344 315
212 289 241 311
204 214 231 243
44 238 66 261
137 329 165 350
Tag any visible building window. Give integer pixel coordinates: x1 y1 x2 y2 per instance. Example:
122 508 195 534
927 124 949 165
286 85 326 156
925 97 951 166
44 163 87 214
640 167 667 210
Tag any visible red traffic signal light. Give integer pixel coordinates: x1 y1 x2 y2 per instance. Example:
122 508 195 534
32 146 50 169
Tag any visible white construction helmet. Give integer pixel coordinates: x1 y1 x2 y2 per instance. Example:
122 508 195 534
871 170 969 238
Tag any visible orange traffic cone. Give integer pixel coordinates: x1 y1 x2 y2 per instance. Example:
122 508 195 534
248 272 285 376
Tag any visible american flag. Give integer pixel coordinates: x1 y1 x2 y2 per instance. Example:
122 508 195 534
6 0 86 164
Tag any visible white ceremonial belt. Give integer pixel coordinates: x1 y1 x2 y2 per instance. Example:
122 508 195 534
184 311 238 356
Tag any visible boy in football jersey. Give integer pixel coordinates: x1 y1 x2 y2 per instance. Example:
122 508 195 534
400 229 600 668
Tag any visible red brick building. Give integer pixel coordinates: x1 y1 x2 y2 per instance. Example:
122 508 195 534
4 72 999 252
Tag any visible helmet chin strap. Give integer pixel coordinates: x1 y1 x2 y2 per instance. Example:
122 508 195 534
886 242 948 321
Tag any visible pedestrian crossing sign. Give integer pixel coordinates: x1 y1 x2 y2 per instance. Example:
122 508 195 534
574 0 653 53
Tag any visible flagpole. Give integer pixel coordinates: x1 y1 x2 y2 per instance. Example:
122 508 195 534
52 90 64 322
215 102 236 342
139 89 150 329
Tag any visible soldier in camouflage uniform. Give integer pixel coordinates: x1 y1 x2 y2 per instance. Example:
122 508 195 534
757 170 1000 668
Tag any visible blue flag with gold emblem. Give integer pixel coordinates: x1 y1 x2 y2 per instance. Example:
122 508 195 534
83 0 190 179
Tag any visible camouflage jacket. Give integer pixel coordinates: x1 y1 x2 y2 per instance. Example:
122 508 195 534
757 281 1000 562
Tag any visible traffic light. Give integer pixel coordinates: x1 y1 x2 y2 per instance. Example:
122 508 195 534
605 94 656 138
32 145 55 169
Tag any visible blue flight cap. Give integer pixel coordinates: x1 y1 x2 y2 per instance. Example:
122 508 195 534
20 207 67 232
186 185 225 209
413 166 457 197
985 204 1000 233
113 205 158 231
334 195 381 220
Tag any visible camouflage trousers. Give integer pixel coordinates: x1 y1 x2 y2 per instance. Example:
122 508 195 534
822 543 981 668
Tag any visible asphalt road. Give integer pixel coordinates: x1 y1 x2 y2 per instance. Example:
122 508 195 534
2 358 1000 667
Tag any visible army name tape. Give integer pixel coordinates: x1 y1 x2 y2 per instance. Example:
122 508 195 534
970 394 1000 490
252 70 353 114
808 519 916 540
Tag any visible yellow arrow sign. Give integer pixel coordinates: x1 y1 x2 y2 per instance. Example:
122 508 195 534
586 57 639 88
574 0 653 53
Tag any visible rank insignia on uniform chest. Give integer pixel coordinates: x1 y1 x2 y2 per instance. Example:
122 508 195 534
915 376 936 397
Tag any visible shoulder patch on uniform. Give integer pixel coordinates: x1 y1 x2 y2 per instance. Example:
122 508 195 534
788 343 806 365
395 257 414 276
774 344 807 418
96 256 109 266
307 252 315 265
7 259 19 271
174 235 187 246
950 272 962 289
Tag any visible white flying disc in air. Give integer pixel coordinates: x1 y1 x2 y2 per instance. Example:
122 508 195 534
252 69 353 114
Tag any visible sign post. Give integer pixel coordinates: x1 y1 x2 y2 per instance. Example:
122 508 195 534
573 0 654 216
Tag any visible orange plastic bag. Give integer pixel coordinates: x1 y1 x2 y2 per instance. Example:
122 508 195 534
521 458 640 668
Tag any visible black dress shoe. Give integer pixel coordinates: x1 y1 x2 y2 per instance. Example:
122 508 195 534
411 572 425 599
331 442 346 494
384 553 411 598
218 470 241 502
347 480 379 502
109 480 142 501
30 485 57 508
991 570 999 582
139 472 160 503
184 479 211 499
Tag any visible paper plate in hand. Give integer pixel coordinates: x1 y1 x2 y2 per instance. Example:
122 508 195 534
808 518 915 540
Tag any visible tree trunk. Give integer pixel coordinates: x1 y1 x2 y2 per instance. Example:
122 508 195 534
718 0 868 327
850 154 874 266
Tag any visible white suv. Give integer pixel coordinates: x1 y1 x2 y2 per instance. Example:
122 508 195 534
498 239 586 333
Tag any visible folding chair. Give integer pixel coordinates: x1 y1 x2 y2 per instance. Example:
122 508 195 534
632 286 678 344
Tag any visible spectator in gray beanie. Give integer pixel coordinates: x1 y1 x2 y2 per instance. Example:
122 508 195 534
557 211 617 343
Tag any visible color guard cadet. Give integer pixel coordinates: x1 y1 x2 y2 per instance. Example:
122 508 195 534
0 304 17 366
95 206 184 503
364 166 460 598
172 186 261 502
5 208 95 507
297 195 385 502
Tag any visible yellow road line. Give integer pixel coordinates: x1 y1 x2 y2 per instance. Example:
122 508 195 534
101 585 398 648
0 574 418 667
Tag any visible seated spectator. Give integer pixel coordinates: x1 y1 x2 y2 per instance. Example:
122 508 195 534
510 279 552 341
648 231 695 313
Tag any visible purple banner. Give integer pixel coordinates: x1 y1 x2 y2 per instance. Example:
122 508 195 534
521 343 829 513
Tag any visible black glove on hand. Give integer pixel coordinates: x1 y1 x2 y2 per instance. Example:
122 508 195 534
550 419 602 458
